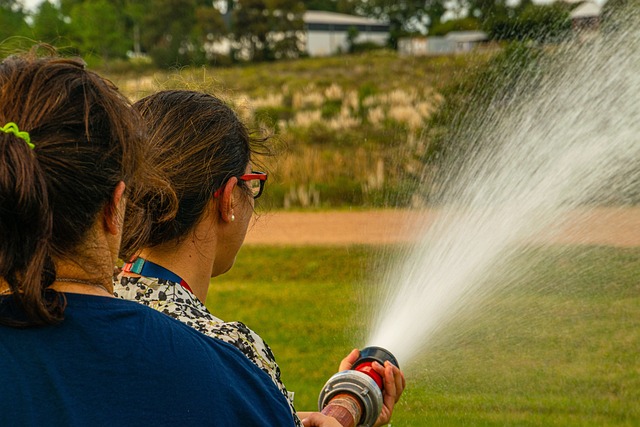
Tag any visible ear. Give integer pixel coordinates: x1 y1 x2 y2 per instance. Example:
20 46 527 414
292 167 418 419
104 181 126 235
218 177 238 223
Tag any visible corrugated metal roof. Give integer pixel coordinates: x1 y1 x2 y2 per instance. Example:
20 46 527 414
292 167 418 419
304 10 387 26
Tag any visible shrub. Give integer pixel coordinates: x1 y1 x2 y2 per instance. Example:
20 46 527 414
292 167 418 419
321 99 342 119
350 41 386 54
425 42 542 163
255 106 293 129
429 17 482 36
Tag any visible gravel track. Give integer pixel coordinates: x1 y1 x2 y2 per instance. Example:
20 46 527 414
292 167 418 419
245 207 640 247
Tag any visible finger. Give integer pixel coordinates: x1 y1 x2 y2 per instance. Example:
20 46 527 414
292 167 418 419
374 370 395 427
372 363 399 427
370 360 386 376
395 366 406 400
373 363 404 427
382 362 397 409
388 363 405 403
338 348 360 371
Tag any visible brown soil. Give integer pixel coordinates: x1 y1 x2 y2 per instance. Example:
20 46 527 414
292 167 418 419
245 207 640 247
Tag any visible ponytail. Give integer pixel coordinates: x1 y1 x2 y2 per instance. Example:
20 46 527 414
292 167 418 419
0 48 147 327
0 129 65 327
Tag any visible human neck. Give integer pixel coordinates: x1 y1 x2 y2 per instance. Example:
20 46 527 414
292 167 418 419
135 239 215 303
53 261 114 297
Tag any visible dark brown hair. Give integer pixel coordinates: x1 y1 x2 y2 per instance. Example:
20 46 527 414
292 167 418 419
0 47 148 326
120 90 266 258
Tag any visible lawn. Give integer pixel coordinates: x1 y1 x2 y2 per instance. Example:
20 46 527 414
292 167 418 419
206 244 640 426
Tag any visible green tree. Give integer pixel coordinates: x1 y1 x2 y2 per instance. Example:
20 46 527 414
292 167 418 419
429 17 480 36
515 3 571 42
269 0 305 59
122 0 153 57
360 0 446 46
303 0 357 14
232 0 305 61
59 0 84 15
141 0 198 66
601 0 638 16
195 4 227 38
346 25 358 52
194 4 229 64
68 0 129 60
601 0 639 25
56 0 150 60
30 1 70 45
233 0 272 61
483 3 570 42
466 0 513 22
0 0 30 47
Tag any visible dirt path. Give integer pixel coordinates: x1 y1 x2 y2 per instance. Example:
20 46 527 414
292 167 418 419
245 207 640 247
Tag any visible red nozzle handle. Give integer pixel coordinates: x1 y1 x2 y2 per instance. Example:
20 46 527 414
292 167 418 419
354 361 384 389
352 346 399 391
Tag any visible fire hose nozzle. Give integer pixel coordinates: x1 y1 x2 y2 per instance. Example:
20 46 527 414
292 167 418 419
318 346 399 427
318 369 382 427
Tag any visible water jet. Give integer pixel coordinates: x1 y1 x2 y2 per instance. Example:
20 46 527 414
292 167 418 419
365 10 640 372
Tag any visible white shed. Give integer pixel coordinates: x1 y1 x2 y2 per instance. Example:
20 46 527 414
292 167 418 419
445 31 488 52
303 11 389 56
398 31 488 56
570 1 602 31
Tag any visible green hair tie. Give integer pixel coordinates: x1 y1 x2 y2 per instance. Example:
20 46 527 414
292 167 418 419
1 122 34 149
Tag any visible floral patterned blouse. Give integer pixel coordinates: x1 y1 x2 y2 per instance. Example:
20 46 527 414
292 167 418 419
113 275 302 426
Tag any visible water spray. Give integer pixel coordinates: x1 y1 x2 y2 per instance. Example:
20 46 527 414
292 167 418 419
317 346 399 427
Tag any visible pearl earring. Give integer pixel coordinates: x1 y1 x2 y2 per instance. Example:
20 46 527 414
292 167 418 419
231 214 235 222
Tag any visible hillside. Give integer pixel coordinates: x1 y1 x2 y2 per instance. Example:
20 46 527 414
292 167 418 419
108 50 496 209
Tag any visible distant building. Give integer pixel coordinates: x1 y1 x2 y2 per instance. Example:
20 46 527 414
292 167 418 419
398 31 488 56
303 11 389 56
398 37 447 56
445 31 489 52
570 1 602 31
205 10 389 59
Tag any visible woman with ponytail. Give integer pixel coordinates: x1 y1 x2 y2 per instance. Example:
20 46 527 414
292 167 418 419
0 49 297 427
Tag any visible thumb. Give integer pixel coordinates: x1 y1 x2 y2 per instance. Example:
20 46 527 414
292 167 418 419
338 348 360 371
302 412 326 426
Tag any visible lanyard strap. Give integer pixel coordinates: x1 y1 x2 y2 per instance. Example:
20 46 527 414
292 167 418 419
122 257 193 294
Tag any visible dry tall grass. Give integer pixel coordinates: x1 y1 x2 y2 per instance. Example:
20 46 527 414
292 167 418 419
109 51 494 208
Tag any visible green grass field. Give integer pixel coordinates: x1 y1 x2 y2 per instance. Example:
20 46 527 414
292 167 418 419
206 244 639 426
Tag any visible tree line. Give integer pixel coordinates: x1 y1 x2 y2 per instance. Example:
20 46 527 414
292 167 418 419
0 0 621 68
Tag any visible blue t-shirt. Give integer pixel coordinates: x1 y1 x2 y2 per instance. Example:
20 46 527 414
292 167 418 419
0 293 295 427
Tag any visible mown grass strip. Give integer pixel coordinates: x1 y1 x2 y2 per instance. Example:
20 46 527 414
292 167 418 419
207 245 640 425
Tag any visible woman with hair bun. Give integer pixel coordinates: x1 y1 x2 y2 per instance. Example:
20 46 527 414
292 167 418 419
0 51 296 426
115 90 405 427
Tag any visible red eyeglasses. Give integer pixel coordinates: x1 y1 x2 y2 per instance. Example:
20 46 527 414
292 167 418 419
213 171 268 199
